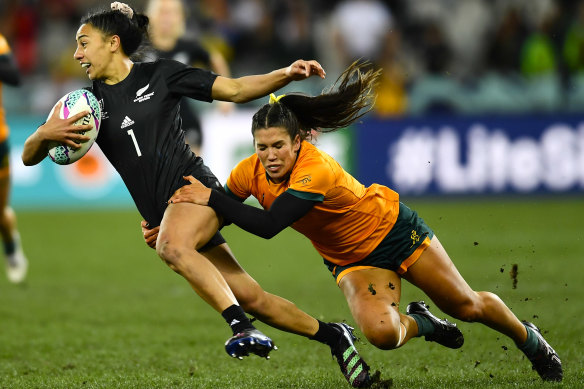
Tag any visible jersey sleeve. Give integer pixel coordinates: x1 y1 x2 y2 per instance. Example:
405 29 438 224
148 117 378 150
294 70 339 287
159 58 218 102
286 161 333 202
208 190 315 239
225 158 254 200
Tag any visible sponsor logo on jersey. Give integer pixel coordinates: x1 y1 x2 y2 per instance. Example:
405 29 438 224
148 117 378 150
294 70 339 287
295 175 312 185
98 99 109 120
134 83 155 103
121 116 135 129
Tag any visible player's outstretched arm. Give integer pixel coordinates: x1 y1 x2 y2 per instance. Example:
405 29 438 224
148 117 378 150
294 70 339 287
211 59 325 104
22 102 92 166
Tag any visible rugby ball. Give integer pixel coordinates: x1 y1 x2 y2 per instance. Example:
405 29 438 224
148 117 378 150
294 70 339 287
47 89 101 165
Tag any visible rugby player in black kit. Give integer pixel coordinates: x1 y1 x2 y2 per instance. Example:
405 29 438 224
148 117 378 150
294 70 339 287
21 2 374 387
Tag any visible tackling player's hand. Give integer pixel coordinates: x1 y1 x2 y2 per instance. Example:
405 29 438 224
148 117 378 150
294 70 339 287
168 176 211 206
285 60 326 80
38 101 93 149
141 220 159 249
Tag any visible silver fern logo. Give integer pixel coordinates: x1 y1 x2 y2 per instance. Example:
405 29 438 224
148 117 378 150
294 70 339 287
134 84 154 102
136 84 149 97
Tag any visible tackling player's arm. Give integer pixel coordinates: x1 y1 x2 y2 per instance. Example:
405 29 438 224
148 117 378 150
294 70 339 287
21 104 92 166
207 189 315 239
168 176 317 239
211 59 325 103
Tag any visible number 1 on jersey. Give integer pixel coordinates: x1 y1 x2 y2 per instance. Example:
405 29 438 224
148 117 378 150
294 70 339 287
127 129 142 157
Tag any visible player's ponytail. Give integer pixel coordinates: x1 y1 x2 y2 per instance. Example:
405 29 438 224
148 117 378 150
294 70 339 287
81 2 150 60
251 61 381 141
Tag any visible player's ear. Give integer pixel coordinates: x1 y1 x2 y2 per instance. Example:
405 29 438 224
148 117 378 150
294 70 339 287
293 134 301 152
109 34 121 53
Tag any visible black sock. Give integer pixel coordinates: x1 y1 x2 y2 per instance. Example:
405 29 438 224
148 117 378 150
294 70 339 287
309 320 341 347
3 239 15 256
221 304 255 335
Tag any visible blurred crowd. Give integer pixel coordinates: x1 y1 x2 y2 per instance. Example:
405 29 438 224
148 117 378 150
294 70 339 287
2 0 584 117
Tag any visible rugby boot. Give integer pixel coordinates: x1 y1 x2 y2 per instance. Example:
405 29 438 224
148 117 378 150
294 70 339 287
329 322 372 388
406 301 464 349
522 321 562 381
225 328 276 359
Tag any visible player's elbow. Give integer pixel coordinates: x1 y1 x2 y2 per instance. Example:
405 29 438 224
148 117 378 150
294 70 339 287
257 224 286 240
213 77 248 103
226 85 247 104
21 152 39 166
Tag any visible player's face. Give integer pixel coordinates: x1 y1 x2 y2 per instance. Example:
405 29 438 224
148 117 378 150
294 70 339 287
254 127 301 184
151 0 184 39
74 24 113 81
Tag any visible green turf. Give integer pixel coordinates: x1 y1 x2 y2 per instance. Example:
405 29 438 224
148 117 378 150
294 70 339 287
1 197 582 388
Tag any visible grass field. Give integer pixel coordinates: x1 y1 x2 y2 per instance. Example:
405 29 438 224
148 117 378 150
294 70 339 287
1 197 582 388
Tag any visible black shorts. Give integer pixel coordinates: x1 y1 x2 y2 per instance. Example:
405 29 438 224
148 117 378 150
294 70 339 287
141 155 226 251
180 160 225 251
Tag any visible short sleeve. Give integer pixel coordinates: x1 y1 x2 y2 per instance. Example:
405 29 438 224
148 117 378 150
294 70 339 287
225 158 254 200
287 162 333 202
159 59 218 102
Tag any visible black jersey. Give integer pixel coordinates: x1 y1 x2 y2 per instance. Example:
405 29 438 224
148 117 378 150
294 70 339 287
148 39 213 146
154 38 212 68
90 59 221 226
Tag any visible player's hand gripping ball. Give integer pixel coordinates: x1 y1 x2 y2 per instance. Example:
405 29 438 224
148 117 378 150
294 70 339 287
47 89 101 165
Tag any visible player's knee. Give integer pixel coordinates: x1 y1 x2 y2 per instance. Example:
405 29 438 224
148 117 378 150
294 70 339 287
156 239 187 273
361 320 401 350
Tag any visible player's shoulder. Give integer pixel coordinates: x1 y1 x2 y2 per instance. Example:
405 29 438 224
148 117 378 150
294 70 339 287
134 58 185 75
233 154 263 176
296 142 331 171
292 142 337 185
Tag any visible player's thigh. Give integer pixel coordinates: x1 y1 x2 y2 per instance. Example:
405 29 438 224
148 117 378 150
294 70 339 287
158 202 221 249
339 267 402 329
402 235 476 313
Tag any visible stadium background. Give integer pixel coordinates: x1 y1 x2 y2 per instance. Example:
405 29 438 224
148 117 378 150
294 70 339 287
4 0 584 206
1 1 583 388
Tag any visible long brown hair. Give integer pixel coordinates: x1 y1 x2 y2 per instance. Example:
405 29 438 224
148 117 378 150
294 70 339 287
251 61 381 141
